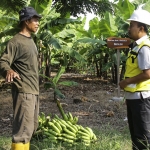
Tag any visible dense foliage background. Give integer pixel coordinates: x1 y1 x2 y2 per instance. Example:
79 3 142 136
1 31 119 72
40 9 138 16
0 0 150 84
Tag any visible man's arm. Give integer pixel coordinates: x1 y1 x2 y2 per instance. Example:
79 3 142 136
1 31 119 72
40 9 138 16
119 69 150 89
0 42 20 82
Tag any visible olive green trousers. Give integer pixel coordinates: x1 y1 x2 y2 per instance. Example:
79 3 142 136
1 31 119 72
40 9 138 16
12 91 39 143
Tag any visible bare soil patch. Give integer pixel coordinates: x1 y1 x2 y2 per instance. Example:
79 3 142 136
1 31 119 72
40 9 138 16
0 74 128 136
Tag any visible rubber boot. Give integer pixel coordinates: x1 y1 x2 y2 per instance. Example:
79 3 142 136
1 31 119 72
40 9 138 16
24 142 30 150
11 143 24 150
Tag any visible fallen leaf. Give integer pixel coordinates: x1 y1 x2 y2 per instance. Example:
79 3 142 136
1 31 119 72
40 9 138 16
106 111 114 117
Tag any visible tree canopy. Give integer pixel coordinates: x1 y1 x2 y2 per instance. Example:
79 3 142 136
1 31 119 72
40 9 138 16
52 0 114 17
0 0 114 17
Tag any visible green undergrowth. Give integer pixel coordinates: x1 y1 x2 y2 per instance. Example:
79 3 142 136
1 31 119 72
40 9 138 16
0 136 11 150
0 125 131 150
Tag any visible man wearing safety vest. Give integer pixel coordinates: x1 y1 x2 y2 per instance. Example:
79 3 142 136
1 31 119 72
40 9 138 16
119 5 150 150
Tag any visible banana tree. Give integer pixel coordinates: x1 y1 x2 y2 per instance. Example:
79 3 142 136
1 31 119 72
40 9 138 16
0 0 144 84
0 10 19 55
71 0 136 82
37 16 82 79
41 66 78 101
0 0 86 81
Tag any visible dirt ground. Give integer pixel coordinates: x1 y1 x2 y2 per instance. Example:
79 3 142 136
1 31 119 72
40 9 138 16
0 74 128 136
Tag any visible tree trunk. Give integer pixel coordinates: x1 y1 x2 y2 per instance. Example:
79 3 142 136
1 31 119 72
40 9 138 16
103 53 109 80
114 64 117 84
39 52 43 84
45 45 52 81
95 61 100 77
120 62 125 81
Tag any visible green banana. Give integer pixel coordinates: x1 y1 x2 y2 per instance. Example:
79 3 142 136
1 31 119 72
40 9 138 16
80 135 91 140
54 114 61 120
82 139 91 144
43 116 51 126
61 138 74 143
75 124 80 130
66 120 73 126
67 125 77 133
72 116 78 124
72 124 78 132
68 112 74 121
59 119 68 126
57 137 63 140
43 131 57 139
59 119 69 129
54 121 62 132
77 130 90 137
63 128 76 137
52 119 56 123
62 133 77 140
80 126 90 135
66 121 77 133
48 129 60 136
92 134 97 141
48 122 60 134
48 136 57 140
56 119 66 129
85 127 94 138
42 127 48 132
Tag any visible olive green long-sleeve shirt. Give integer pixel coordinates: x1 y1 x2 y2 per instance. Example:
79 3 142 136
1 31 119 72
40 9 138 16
0 33 39 94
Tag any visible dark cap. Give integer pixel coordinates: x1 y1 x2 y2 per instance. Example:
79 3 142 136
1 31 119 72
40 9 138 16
19 6 42 22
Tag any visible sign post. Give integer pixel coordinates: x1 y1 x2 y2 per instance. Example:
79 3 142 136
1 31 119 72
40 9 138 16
116 49 120 97
107 37 131 101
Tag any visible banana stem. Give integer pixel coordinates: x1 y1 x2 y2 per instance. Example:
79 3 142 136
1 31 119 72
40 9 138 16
56 99 68 121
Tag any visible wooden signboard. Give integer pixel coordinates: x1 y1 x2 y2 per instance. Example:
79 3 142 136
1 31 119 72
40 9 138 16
107 37 131 49
107 37 131 100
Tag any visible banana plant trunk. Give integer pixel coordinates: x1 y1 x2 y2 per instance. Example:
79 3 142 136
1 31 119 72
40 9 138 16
45 45 52 80
103 53 109 80
112 63 117 84
56 99 68 121
95 60 100 77
39 51 43 84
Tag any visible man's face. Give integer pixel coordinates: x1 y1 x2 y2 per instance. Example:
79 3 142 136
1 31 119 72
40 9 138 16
26 16 40 33
128 21 140 41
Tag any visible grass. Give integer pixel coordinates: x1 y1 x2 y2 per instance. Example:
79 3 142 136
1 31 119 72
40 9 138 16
0 136 11 150
0 125 131 150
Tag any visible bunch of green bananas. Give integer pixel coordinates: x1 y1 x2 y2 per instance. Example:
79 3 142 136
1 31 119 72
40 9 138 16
64 112 79 124
34 112 97 146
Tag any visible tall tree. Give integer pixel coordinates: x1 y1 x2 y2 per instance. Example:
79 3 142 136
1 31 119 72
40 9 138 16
0 0 50 13
53 0 114 17
0 0 114 17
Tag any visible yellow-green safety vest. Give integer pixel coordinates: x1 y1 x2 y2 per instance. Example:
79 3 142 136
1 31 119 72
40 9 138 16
124 39 150 92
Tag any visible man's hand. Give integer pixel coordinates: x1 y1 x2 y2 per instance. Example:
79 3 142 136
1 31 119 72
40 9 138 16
119 69 150 90
5 69 21 82
119 79 129 89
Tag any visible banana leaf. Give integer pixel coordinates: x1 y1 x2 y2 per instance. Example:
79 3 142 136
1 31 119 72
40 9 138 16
54 88 65 99
52 66 65 86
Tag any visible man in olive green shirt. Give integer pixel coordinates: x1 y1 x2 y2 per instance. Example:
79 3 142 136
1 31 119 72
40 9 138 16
0 7 41 150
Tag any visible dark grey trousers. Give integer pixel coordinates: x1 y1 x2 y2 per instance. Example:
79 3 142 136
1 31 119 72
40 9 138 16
12 91 39 143
126 98 150 150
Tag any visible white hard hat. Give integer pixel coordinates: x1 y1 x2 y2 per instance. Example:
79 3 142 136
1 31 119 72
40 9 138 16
127 4 150 25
